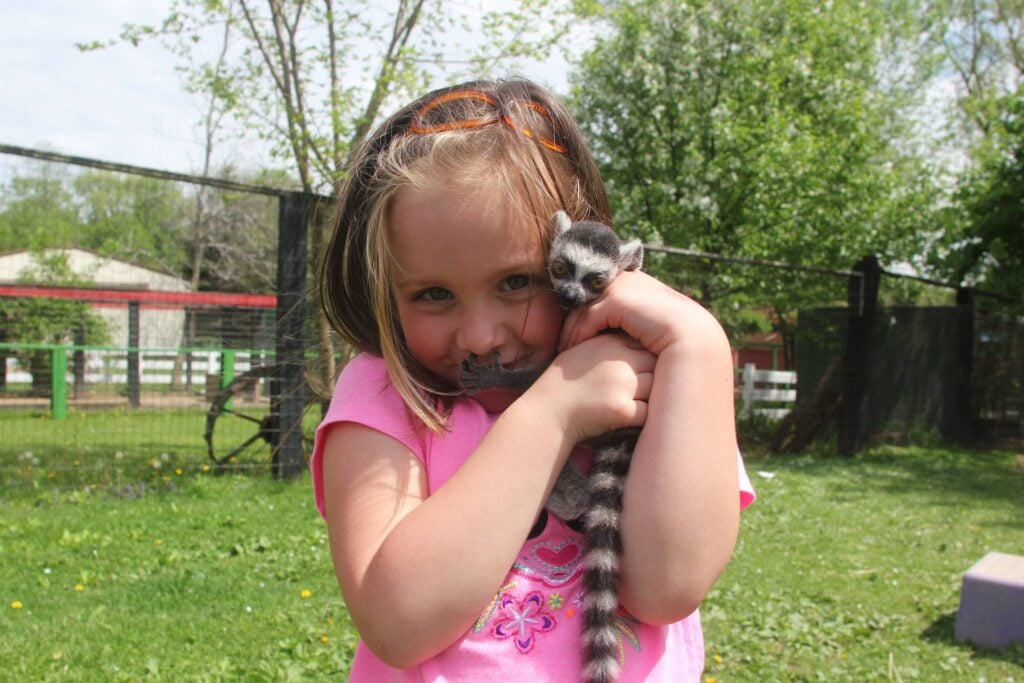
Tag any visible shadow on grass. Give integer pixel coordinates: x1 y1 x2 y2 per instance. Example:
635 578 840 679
922 610 1024 668
850 447 1024 511
752 443 1024 512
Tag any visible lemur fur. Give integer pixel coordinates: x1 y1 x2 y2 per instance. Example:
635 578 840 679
460 211 643 683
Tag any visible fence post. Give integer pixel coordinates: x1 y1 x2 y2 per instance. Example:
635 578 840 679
272 192 311 479
950 287 975 443
838 255 881 455
741 363 756 418
72 324 85 399
50 345 67 420
127 301 141 408
221 349 236 410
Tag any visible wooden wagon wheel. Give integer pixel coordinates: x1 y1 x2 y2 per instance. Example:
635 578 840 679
204 364 315 468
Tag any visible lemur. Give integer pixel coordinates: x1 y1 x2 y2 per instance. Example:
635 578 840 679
460 210 644 683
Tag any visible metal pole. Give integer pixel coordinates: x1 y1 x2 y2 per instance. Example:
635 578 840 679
50 346 67 420
838 255 881 455
272 192 311 479
127 301 141 409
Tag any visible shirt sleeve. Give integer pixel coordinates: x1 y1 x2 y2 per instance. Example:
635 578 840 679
310 354 425 518
738 450 756 510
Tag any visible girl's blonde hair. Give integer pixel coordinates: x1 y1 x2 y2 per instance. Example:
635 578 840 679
319 78 611 431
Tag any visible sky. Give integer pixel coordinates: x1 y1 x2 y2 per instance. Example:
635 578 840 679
0 1 579 179
1 2 215 174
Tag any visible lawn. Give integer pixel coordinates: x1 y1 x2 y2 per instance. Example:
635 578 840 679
1 429 1022 680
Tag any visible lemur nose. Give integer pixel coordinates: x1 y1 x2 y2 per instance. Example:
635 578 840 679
555 285 586 309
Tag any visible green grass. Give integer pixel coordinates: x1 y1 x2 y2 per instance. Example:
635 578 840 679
2 431 1023 680
703 445 1024 681
1 474 353 681
0 407 321 492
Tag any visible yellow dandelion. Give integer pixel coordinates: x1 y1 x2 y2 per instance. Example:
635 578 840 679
320 635 330 644
154 539 163 546
74 584 85 593
713 654 723 663
11 600 23 610
175 468 183 476
300 589 312 599
705 677 717 683
201 465 210 473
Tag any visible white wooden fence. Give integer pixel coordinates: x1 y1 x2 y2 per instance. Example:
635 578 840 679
4 351 260 387
738 363 797 419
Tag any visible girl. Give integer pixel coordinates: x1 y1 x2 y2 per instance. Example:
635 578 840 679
312 77 755 681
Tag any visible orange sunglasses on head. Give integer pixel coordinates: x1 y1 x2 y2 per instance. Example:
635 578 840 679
408 89 568 154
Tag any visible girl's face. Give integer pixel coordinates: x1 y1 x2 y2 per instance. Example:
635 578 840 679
388 184 564 412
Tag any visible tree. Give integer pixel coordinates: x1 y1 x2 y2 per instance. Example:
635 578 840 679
72 171 192 272
921 1 1023 302
924 0 1024 142
568 0 936 360
82 0 581 387
0 165 80 252
85 0 578 193
934 90 1024 303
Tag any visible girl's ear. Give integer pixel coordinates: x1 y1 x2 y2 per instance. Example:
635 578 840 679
619 239 644 271
552 210 572 237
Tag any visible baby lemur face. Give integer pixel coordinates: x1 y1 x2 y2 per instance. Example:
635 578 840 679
547 211 644 309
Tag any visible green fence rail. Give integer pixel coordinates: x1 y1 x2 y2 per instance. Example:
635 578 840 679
0 342 275 420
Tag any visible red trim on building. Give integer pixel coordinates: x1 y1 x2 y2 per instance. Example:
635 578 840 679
0 284 276 308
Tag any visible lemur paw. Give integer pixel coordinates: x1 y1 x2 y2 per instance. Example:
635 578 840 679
459 352 506 395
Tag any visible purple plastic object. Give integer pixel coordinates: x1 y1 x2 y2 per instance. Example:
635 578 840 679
955 551 1024 649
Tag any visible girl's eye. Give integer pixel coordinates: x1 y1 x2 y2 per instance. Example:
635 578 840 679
503 274 531 292
419 287 452 302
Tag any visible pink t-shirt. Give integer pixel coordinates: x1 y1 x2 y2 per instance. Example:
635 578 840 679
311 353 755 682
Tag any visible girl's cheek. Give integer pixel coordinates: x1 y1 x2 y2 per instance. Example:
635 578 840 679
524 294 565 351
396 309 449 361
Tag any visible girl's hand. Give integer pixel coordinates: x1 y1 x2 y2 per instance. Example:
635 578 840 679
555 269 741 624
559 270 717 357
527 332 655 446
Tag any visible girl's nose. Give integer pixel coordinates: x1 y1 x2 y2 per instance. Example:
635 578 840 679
456 307 506 358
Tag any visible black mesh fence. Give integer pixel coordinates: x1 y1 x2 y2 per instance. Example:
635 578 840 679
787 267 1021 452
0 146 326 494
2 145 1019 498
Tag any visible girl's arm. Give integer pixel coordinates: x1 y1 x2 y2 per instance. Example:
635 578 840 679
561 270 741 625
321 334 655 668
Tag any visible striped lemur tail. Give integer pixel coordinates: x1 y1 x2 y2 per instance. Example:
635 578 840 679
460 211 644 683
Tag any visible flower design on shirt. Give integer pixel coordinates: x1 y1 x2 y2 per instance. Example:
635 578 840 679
491 591 556 654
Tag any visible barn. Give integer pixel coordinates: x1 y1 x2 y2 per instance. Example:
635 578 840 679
0 248 189 349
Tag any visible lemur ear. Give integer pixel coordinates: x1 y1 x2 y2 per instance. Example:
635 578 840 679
619 239 644 271
552 211 572 237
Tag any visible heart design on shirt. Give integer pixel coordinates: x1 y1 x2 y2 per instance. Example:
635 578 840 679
511 538 585 587
533 540 582 570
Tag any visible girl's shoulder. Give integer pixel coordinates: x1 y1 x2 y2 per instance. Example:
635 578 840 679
311 353 424 517
336 352 390 391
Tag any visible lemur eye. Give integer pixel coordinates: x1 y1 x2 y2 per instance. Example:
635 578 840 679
590 276 607 291
550 262 568 278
